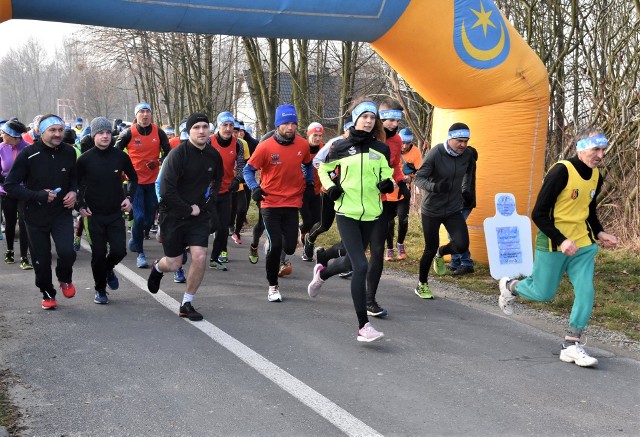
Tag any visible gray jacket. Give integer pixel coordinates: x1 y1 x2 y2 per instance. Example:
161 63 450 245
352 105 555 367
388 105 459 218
414 142 475 217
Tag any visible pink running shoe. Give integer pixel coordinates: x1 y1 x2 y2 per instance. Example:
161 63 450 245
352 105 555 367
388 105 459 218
307 264 325 298
357 322 385 342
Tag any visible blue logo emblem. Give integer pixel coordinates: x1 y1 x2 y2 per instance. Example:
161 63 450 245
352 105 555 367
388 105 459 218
453 0 510 69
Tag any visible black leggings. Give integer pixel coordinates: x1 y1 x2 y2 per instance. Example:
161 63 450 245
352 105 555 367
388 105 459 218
306 193 335 244
210 192 231 260
386 196 410 247
366 202 393 304
419 211 469 283
261 207 299 286
336 215 376 326
230 189 248 235
2 196 29 257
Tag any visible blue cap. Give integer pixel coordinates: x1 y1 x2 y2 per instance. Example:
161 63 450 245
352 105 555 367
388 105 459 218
399 128 413 143
135 102 152 115
274 104 298 127
217 111 235 126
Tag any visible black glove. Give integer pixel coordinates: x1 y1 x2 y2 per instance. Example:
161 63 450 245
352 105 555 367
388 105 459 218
377 178 394 194
398 181 411 199
228 178 240 193
433 180 450 193
251 187 267 202
326 185 344 201
462 191 473 205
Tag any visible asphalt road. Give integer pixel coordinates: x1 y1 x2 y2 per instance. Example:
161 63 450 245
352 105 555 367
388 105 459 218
1 231 638 436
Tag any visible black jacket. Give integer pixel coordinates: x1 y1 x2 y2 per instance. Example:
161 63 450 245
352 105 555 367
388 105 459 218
76 146 138 215
159 141 223 219
4 140 78 225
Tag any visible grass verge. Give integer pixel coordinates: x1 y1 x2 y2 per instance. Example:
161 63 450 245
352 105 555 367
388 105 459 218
248 202 639 341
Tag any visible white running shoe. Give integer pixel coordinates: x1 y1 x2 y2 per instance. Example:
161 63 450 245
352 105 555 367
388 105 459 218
498 277 516 315
268 285 282 302
560 342 598 367
357 322 384 342
307 264 325 298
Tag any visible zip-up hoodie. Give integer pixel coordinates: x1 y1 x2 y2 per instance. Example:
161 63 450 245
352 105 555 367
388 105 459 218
414 142 474 217
319 128 393 221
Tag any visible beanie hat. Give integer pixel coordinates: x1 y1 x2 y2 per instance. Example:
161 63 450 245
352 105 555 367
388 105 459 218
186 112 210 133
237 120 246 131
274 104 298 127
134 102 152 116
399 128 413 143
307 122 323 136
75 117 83 126
1 118 28 138
217 111 235 127
448 122 470 139
165 126 175 135
351 101 377 124
90 117 112 138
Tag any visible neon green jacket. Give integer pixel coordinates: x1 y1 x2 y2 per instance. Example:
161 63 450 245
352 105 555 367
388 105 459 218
319 130 393 221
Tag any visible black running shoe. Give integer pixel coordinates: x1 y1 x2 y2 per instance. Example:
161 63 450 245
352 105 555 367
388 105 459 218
302 235 315 262
179 302 203 321
147 260 164 294
367 302 388 317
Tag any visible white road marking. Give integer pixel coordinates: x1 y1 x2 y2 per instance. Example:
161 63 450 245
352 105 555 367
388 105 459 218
97 241 382 437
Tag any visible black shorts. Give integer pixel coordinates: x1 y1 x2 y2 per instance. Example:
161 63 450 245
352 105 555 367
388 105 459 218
159 213 210 257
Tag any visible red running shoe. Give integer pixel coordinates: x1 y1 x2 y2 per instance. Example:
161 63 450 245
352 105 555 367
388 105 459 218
41 298 57 310
60 282 76 298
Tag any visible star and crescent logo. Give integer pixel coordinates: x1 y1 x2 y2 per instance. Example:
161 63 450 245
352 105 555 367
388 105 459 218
453 0 510 69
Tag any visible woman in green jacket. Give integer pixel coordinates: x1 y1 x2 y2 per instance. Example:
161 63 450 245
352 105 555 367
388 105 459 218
308 99 394 343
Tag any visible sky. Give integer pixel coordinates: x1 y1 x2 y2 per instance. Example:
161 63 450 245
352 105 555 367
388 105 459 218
0 19 81 58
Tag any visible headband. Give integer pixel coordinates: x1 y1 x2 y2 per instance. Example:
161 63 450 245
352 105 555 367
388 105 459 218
38 116 65 134
576 133 608 151
379 109 403 120
448 129 470 139
352 101 378 123
217 111 235 126
1 123 21 138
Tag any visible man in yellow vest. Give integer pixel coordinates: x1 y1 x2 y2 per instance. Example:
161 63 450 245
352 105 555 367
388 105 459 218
498 129 618 367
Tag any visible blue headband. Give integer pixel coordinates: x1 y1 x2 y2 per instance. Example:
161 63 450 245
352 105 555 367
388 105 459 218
134 103 152 115
448 129 470 139
1 123 21 138
576 133 608 151
217 111 235 126
352 102 377 123
379 109 403 120
343 121 354 131
38 116 65 134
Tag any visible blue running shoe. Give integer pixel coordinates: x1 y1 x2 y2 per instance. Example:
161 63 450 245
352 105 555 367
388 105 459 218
94 289 109 304
137 253 148 268
106 269 119 290
174 267 186 283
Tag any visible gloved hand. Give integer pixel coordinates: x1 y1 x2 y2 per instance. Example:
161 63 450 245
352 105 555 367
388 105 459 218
377 178 395 194
433 180 450 193
398 180 410 199
251 187 267 202
228 178 240 193
326 185 344 201
145 160 160 170
462 191 473 205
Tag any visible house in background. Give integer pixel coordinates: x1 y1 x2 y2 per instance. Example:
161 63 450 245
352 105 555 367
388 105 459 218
238 70 342 138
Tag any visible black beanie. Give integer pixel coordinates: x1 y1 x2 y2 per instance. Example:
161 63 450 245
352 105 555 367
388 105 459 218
185 112 210 133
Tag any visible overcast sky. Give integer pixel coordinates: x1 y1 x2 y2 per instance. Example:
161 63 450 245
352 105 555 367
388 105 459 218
0 19 81 58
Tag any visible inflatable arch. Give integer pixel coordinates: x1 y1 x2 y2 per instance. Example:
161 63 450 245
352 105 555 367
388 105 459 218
0 0 549 263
